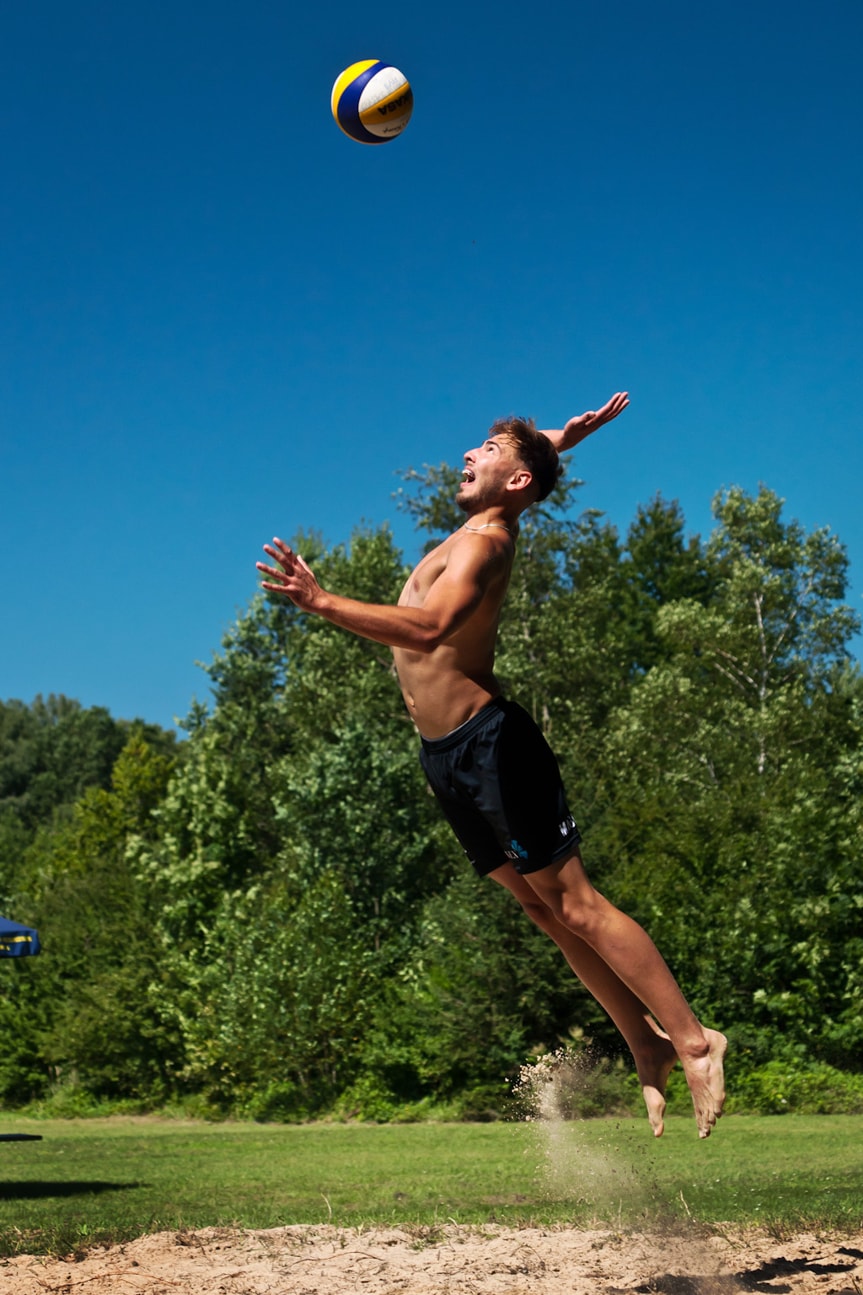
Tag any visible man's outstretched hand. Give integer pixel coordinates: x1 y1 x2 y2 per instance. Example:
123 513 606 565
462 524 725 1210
539 392 630 454
561 391 629 450
257 538 323 611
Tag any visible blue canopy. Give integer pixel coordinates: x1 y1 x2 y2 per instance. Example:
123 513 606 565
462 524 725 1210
0 915 41 958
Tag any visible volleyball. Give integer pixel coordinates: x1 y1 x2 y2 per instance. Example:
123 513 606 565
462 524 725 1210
330 60 413 145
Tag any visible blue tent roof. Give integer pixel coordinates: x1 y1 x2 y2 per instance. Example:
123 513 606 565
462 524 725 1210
0 915 41 958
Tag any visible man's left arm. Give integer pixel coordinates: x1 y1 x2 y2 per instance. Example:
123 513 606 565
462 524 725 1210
539 391 629 454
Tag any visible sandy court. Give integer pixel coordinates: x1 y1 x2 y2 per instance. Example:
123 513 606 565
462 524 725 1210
3 1224 862 1294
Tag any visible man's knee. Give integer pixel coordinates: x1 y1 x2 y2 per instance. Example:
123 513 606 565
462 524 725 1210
543 885 603 940
518 895 557 932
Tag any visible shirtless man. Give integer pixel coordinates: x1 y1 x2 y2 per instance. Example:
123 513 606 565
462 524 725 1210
257 392 726 1138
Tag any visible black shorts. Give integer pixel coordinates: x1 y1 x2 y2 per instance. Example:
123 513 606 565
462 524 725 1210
419 696 581 877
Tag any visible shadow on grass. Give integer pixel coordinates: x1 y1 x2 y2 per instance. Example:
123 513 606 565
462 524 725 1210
0 1180 142 1200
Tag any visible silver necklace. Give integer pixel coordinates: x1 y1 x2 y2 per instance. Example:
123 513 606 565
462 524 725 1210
463 521 515 536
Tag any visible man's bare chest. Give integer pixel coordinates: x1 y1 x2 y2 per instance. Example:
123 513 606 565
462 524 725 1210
397 536 457 608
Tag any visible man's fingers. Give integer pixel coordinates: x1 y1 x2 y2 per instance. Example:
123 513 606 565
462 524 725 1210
258 537 311 605
256 562 283 580
262 541 304 579
593 392 630 427
262 542 292 562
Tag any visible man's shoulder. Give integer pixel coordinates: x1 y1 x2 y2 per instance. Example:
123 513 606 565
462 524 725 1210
454 524 516 564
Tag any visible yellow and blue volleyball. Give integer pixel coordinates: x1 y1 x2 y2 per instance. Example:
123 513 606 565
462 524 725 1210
331 60 413 145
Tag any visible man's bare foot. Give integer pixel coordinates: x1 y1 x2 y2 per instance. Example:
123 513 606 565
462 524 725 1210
680 1029 727 1138
634 1035 678 1137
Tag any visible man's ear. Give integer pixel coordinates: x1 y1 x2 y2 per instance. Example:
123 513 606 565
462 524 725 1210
506 468 534 496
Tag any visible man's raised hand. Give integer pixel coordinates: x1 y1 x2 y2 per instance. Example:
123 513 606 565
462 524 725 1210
563 392 630 448
539 392 630 454
257 538 323 611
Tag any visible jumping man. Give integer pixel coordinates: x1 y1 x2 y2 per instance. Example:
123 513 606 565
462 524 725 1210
257 393 726 1138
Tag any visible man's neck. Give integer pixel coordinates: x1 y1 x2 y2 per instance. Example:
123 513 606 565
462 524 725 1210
463 519 515 537
460 507 520 538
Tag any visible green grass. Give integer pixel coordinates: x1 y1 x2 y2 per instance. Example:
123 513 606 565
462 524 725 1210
0 1113 861 1256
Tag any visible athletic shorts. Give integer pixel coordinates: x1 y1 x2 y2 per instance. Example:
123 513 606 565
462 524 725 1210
419 696 581 877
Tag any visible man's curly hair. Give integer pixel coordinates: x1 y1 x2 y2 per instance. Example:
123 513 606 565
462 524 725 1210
489 416 563 503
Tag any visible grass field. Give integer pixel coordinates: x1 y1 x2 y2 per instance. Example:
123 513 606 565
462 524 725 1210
1 1113 861 1256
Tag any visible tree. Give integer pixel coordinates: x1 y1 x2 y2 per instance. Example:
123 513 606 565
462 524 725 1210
358 868 574 1109
594 487 863 1068
620 495 717 674
0 734 179 1103
133 525 455 1110
0 694 175 910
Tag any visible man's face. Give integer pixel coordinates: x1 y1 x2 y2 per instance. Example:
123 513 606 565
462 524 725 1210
456 434 526 513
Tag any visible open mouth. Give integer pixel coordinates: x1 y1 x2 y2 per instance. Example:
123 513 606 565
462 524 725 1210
462 469 475 483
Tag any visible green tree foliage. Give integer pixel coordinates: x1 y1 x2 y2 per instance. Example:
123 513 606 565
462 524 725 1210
132 526 455 1113
594 487 863 1070
0 700 178 1105
2 475 860 1115
620 494 718 673
358 869 581 1110
0 695 175 909
0 696 124 831
0 735 178 1103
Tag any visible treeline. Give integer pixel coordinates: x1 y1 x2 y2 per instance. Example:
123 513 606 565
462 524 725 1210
1 468 862 1120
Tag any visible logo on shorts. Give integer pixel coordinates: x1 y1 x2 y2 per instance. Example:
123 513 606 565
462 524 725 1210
558 814 576 837
507 839 529 861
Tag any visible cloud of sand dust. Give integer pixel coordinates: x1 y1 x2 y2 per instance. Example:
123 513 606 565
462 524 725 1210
513 1048 652 1215
512 1049 736 1294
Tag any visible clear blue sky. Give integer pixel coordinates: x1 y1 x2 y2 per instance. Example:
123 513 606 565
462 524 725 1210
2 1 861 732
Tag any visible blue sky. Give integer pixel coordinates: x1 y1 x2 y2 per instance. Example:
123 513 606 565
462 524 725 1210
2 1 861 732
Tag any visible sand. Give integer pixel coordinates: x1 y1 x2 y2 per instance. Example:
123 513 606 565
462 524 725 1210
4 1222 863 1294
